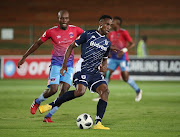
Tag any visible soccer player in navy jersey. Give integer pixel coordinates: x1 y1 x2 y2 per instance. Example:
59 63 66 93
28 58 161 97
17 10 84 117
39 15 112 130
93 17 142 102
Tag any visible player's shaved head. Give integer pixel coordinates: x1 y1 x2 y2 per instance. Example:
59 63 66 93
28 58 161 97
113 16 122 26
58 10 69 30
58 10 69 18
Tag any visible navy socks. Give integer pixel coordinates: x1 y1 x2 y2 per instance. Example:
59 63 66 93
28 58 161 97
52 90 76 107
95 99 107 124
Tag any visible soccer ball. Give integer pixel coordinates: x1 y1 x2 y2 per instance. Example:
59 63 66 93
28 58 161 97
76 113 93 129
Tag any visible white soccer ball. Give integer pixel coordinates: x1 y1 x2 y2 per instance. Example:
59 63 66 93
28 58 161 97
76 113 93 129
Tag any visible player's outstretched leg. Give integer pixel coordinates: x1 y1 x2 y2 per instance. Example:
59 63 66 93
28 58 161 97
93 84 110 130
30 90 48 115
30 98 40 115
30 84 59 115
39 90 76 114
30 90 49 115
39 85 86 122
92 70 112 102
122 71 143 102
135 89 143 102
127 78 143 102
43 106 59 123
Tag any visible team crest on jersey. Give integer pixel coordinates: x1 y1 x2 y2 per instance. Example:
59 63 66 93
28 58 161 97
69 32 74 38
81 75 86 79
56 35 61 39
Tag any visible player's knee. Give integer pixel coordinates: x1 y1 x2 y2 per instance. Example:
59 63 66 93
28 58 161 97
60 86 69 94
75 89 85 97
121 71 129 82
99 85 109 95
49 87 58 94
121 74 128 82
103 87 110 95
123 77 129 82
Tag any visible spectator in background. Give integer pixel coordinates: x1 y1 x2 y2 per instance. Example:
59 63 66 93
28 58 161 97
137 35 148 58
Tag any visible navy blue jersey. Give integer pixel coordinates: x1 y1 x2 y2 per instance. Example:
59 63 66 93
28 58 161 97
75 30 111 74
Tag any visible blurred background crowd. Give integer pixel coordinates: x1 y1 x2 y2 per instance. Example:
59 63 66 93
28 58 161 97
0 0 180 56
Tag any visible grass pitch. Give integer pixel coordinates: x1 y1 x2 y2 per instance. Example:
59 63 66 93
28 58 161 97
0 79 179 137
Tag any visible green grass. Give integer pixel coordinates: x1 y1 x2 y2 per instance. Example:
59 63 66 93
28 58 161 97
0 79 180 137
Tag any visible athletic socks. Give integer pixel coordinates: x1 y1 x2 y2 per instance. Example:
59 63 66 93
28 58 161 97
35 93 47 105
127 78 140 93
54 90 76 107
45 106 59 118
45 90 76 118
95 99 107 124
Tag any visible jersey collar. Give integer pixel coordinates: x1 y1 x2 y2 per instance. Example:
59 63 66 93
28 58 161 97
96 31 105 37
58 25 69 31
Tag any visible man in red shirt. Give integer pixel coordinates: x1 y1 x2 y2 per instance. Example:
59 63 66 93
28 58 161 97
107 16 142 102
17 10 84 122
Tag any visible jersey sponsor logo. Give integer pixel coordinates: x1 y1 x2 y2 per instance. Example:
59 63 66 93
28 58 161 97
58 39 73 44
90 41 107 51
69 32 74 38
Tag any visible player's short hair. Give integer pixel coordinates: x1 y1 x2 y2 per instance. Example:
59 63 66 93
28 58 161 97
58 10 69 18
99 15 112 22
113 16 123 26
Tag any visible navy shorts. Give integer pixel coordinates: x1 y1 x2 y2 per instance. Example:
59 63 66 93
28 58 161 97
73 72 107 93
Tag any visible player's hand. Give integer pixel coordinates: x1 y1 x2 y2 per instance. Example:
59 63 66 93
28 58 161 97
60 65 67 76
117 51 124 58
110 45 120 52
100 65 107 73
17 58 26 68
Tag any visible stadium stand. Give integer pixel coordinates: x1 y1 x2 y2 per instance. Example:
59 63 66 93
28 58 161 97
0 0 180 55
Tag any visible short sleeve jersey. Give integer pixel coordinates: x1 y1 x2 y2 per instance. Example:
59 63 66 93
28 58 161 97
75 30 111 74
108 28 132 61
41 25 84 67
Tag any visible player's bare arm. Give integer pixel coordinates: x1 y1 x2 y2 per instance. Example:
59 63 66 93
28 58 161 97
110 45 119 52
100 58 108 72
17 39 43 68
126 40 135 50
117 41 135 58
60 41 76 76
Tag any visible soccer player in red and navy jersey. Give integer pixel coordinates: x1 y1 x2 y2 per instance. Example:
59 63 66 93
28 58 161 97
17 10 84 119
106 17 142 102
